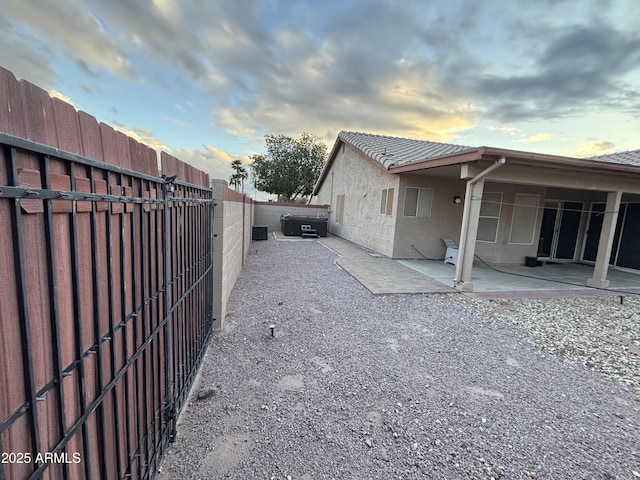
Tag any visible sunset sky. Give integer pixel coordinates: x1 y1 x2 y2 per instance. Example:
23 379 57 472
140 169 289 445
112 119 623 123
2 0 639 195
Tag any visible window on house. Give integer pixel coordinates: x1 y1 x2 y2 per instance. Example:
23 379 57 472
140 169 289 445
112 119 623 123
335 194 345 224
509 193 539 244
403 187 432 218
380 188 394 215
477 192 502 242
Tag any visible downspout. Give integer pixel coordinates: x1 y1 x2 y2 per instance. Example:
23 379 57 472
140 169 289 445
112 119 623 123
330 170 334 204
242 195 246 265
454 156 506 287
470 156 506 183
330 169 334 220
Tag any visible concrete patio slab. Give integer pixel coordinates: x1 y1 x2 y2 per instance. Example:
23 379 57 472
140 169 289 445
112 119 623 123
313 234 640 298
400 258 640 297
319 236 455 294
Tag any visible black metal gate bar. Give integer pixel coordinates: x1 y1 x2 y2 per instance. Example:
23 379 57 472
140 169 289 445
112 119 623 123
103 166 123 479
161 178 173 445
0 134 214 480
39 153 69 480
146 179 157 474
151 179 162 472
67 161 93 479
137 175 150 478
0 133 163 186
6 145 42 467
88 164 109 479
117 170 134 479
128 174 143 479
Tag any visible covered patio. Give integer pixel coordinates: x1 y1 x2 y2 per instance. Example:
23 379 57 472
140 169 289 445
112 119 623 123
311 131 640 295
320 235 640 298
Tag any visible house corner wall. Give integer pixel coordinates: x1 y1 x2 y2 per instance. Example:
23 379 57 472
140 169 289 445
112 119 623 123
392 174 467 259
311 144 398 256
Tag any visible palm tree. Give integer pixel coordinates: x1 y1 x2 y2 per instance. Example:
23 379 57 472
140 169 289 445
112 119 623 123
229 159 248 192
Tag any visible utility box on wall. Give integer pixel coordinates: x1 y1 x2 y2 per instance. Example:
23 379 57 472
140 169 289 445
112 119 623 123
252 225 268 241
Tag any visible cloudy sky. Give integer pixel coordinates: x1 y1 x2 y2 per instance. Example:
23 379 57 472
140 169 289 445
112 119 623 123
2 0 639 192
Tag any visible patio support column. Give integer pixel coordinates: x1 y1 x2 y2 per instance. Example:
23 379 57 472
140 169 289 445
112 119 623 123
454 179 485 291
587 190 622 289
454 157 506 292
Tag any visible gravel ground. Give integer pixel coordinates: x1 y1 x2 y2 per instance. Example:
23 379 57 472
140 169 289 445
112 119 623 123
159 239 640 480
468 296 640 399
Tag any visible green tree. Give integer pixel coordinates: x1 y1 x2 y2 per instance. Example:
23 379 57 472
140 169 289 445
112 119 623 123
249 133 327 202
229 159 248 192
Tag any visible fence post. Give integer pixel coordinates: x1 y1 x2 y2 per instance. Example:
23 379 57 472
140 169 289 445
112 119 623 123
161 174 176 443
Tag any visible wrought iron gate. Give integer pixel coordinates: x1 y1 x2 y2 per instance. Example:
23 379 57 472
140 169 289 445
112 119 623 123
0 133 214 480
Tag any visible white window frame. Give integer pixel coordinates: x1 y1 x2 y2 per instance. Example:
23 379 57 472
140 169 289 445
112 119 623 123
403 187 433 218
477 192 502 243
509 193 540 245
335 194 344 224
380 188 394 216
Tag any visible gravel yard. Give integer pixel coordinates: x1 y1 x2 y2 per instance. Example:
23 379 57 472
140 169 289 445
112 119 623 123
469 296 640 399
159 239 640 480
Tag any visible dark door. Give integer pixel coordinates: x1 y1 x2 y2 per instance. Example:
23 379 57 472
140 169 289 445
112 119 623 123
615 203 640 269
611 204 627 265
555 201 583 259
582 202 626 265
537 205 558 257
583 203 605 261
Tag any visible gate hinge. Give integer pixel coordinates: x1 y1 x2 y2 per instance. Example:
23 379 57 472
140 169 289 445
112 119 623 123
165 402 177 443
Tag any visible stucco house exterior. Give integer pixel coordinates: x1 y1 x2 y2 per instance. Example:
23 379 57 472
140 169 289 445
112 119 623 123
310 131 640 292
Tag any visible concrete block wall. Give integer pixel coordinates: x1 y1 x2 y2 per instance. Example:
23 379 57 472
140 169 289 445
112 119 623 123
210 189 329 329
312 142 399 256
254 201 329 233
211 180 254 329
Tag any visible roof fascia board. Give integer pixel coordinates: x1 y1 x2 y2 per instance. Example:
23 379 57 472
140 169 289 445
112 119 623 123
480 146 640 175
312 135 391 196
312 137 343 196
484 164 640 194
387 149 483 173
313 136 640 196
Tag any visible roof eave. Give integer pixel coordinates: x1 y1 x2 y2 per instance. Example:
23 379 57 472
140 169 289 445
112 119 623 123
387 148 483 173
313 136 640 196
311 136 343 196
388 145 640 176
312 132 390 196
480 146 640 175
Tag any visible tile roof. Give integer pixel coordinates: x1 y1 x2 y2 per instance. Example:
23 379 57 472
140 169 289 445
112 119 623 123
338 131 473 168
314 131 640 196
587 149 640 167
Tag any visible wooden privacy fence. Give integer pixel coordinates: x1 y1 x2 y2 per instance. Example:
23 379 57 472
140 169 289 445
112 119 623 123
0 128 213 479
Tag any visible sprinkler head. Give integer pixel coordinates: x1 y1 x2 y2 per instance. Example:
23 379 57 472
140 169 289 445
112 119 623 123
269 324 275 337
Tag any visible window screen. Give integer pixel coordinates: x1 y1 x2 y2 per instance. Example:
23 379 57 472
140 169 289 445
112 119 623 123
403 187 433 218
509 194 539 244
404 187 418 216
380 189 388 215
335 194 344 224
380 188 394 215
477 192 502 242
